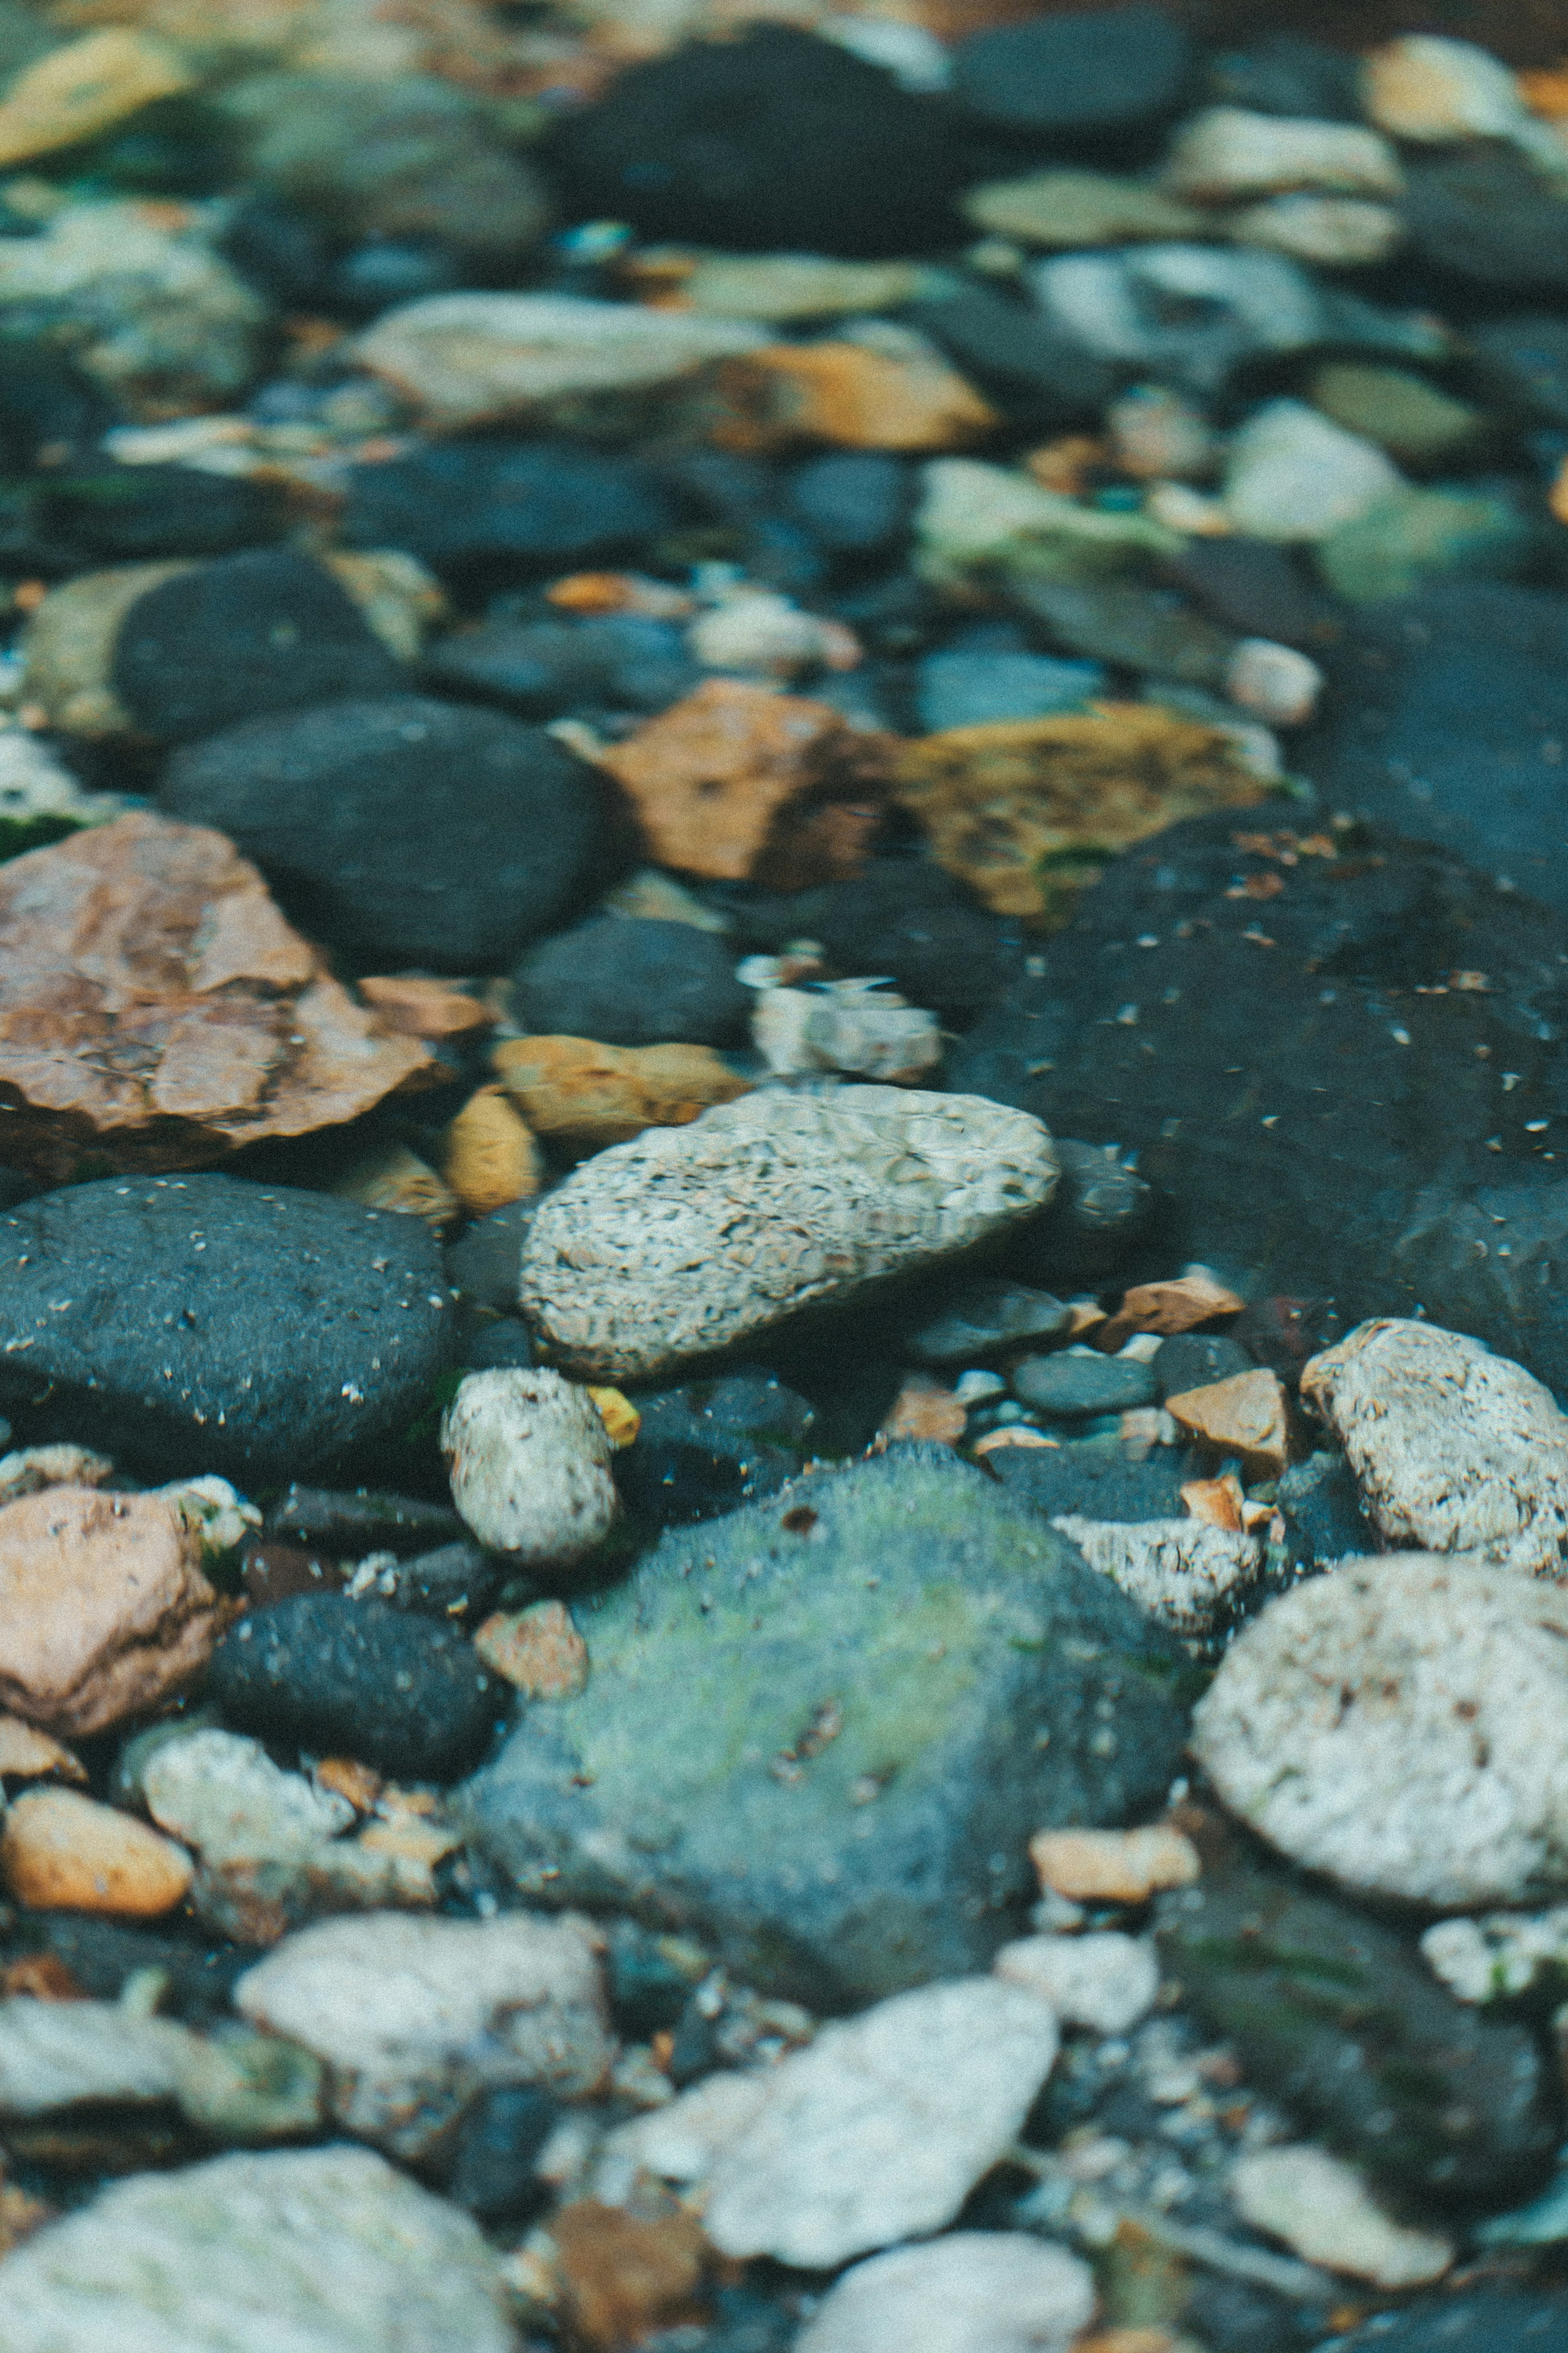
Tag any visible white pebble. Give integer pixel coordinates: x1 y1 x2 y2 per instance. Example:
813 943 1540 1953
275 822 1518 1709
441 1367 617 1566
994 1931 1158 2035
797 2233 1095 2353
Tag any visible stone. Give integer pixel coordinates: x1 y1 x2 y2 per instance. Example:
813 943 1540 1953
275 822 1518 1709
20 560 190 741
546 27 971 260
703 1977 1059 2267
0 1995 197 2115
1149 1335 1253 1400
632 250 930 322
0 1175 448 1485
879 1378 967 1446
993 1931 1158 2036
493 1036 749 1158
161 696 620 974
1230 2145 1452 2288
748 975 942 1087
1224 638 1322 729
1423 1906 1568 2005
1096 1273 1245 1354
0 29 190 169
907 1280 1072 1365
1164 109 1402 205
519 1086 1058 1383
356 293 765 432
980 1430 1196 1526
951 6 1194 136
1203 31 1361 123
343 441 674 590
474 1601 589 1700
799 2233 1094 2353
963 170 1202 249
0 813 436 1182
0 1717 84 1784
715 339 997 455
549 2201 711 2349
1031 245 1323 395
441 1369 618 1570
1362 36 1541 145
914 456 1176 595
344 1541 499 1621
721 859 1014 1020
0 2143 514 2353
1155 1823 1558 2197
1312 2296 1568 2352
1275 1451 1376 1573
1401 145 1568 296
596 680 893 890
916 649 1104 732
1301 1319 1568 1578
1053 1517 1264 1638
459 1447 1188 2004
1223 192 1405 266
210 1595 505 1785
1318 484 1534 608
442 1087 542 1221
612 1367 815 1527
1308 363 1483 469
357 979 490 1042
1222 400 1403 542
170 2026 325 2145
1013 1352 1156 1418
234 1911 613 2157
3 1787 192 1918
1164 1369 1292 1478
1192 1555 1568 1909
1031 1826 1199 1904
330 1147 457 1236
513 917 750 1050
895 707 1265 925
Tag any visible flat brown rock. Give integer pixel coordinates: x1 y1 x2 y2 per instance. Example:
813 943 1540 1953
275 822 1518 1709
2 1786 193 1917
595 680 895 885
0 1487 223 1737
0 812 438 1178
1166 1368 1294 1479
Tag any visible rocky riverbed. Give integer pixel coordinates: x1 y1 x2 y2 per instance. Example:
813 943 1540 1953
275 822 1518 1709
3 3 1568 2349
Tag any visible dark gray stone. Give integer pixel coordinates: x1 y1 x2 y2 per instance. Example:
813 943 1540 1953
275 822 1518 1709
445 1200 537 1316
1012 1351 1156 1417
422 615 697 718
787 454 912 558
41 465 287 564
1275 1451 1377 1571
1010 574 1235 686
340 442 674 587
160 695 622 970
443 2085 557 2224
1404 145 1568 294
458 1446 1190 2004
713 857 1016 1018
951 4 1194 137
1008 1139 1153 1288
209 1592 506 1780
984 1427 1196 1522
616 1367 815 1526
1151 1333 1253 1400
1201 32 1361 121
1161 538 1336 653
907 1280 1071 1365
265 1485 464 1557
0 1177 448 1483
1313 2293 1568 2353
512 917 750 1048
363 1539 501 1618
912 286 1116 429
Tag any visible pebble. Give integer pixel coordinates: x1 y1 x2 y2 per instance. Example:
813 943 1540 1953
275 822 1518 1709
797 2233 1097 2353
1402 144 1568 296
963 169 1203 249
0 27 191 168
1013 1352 1157 1418
1317 484 1535 607
512 916 750 1050
209 1594 505 1783
703 1977 1059 2268
234 1910 613 2157
0 1716 85 1784
1031 1826 1200 1904
1308 361 1483 468
1031 245 1323 393
1163 108 1403 203
951 4 1194 136
0 1175 447 1485
1222 398 1404 540
1224 638 1322 728
1224 191 1405 265
473 1601 589 1700
442 1086 542 1221
916 649 1104 731
356 294 766 431
749 975 942 1086
1320 2296 1568 2352
161 694 619 972
0 2144 514 2353
441 1369 618 1570
548 2200 712 2350
0 1992 192 2121
993 1931 1159 2036
908 1280 1072 1365
1362 33 1540 145
641 252 929 323
492 1035 750 1156
915 455 1177 595
613 1367 814 1526
717 337 996 455
1094 1271 1244 1354
169 2027 325 2146
1164 1368 1292 1479
1192 1555 1568 1907
1053 1515 1264 1637
1149 1335 1253 1399
2 1787 192 1918
1230 2144 1453 2289
520 1086 1058 1383
341 440 673 586
1301 1318 1568 1577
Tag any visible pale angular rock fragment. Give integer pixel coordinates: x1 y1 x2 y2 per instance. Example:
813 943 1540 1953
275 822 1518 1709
993 1931 1159 2035
1231 2144 1453 2288
1053 1515 1264 1636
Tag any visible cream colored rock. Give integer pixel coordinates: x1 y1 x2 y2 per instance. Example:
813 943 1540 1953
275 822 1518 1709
1191 1554 1568 1906
520 1086 1058 1383
628 248 930 321
331 1144 457 1233
1231 2145 1452 2288
993 1931 1159 2036
1223 399 1403 542
1224 194 1405 266
1225 637 1323 727
234 1909 615 2157
1164 109 1403 203
1363 35 1536 144
1301 1318 1568 1577
0 1997 195 2116
0 1446 114 1504
2 1786 192 1917
0 29 192 169
441 1368 618 1567
0 1715 84 1784
0 1486 221 1737
1030 1825 1199 1903
1052 1516 1263 1637
1421 1907 1568 2004
962 168 1203 248
797 2234 1096 2353
703 1977 1058 2269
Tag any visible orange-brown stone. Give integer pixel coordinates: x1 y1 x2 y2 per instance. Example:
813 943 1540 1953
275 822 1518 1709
1095 1271 1245 1353
442 1082 543 1216
474 1600 590 1699
715 340 997 454
0 1716 86 1784
356 976 493 1039
2 1786 193 1917
492 1036 750 1154
1030 1825 1200 1903
551 2200 713 2352
1165 1369 1294 1480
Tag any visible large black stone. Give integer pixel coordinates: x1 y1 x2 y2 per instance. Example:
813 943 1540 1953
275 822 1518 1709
512 916 751 1047
340 441 674 591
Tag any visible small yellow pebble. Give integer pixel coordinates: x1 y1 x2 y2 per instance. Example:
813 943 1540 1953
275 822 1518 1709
587 1386 640 1449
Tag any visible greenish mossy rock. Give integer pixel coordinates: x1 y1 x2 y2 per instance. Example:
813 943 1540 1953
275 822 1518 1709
458 1447 1190 2007
1307 363 1484 470
1316 484 1535 606
1155 1833 1560 2201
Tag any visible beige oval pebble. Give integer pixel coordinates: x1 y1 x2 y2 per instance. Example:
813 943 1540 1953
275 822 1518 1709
1029 1824 1200 1902
2 1786 192 1917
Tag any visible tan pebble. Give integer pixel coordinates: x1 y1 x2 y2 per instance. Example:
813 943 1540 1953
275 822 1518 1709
475 1600 590 1700
879 1381 967 1447
1095 1271 1245 1353
2 1787 192 1917
357 1817 463 1868
0 1716 86 1784
1180 1475 1245 1532
330 1144 457 1233
313 1757 383 1813
550 2199 712 2352
493 1035 749 1154
0 29 192 170
586 1388 640 1450
1165 1368 1293 1479
970 1427 1057 1456
358 975 492 1039
715 340 997 455
1030 1825 1200 1902
443 1083 543 1215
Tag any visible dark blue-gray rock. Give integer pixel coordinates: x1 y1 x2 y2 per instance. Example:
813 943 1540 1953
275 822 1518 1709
112 549 400 743
907 1280 1071 1365
422 615 697 718
159 695 623 970
1312 2293 1568 2353
1202 31 1361 121
786 455 912 559
458 1446 1189 2004
543 27 969 259
512 917 750 1048
1161 537 1337 653
265 1485 463 1558
604 1918 703 2033
1403 146 1568 294
443 2085 558 2224
984 1427 1196 1522
1471 314 1568 429
912 286 1116 430
710 857 1016 1019
1151 1333 1253 1400
0 1176 448 1483
1275 1451 1377 1572
1156 1825 1559 2199
917 648 1103 732
340 442 674 589
1007 1140 1153 1287
616 1367 815 1526
209 1592 506 1780
1009 574 1234 686
951 4 1195 138
358 1540 501 1618
1322 582 1568 912
445 1200 537 1316
40 465 287 564
1012 1350 1156 1418
947 810 1568 1400
458 1317 535 1374
21 1916 260 2021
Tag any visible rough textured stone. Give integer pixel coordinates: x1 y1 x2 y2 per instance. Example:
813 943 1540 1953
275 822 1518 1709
458 1447 1189 2005
234 1911 613 2157
519 1086 1058 1383
2 1786 192 1918
1054 1516 1264 1637
441 1369 618 1569
798 2234 1095 2353
0 814 436 1181
0 1175 449 1484
493 1036 750 1157
1230 2144 1452 2288
0 1488 220 1738
0 2144 514 2353
993 1931 1159 2035
1192 1555 1568 1908
703 1978 1059 2267
1302 1319 1568 1578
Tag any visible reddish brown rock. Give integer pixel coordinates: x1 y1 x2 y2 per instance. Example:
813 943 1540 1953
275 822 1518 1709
0 1487 224 1737
550 2200 713 2352
355 977 492 1039
0 812 439 1179
595 680 894 886
1165 1369 1294 1479
492 1036 750 1154
474 1600 589 1699
1095 1271 1245 1354
715 340 998 454
2 1786 193 1917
